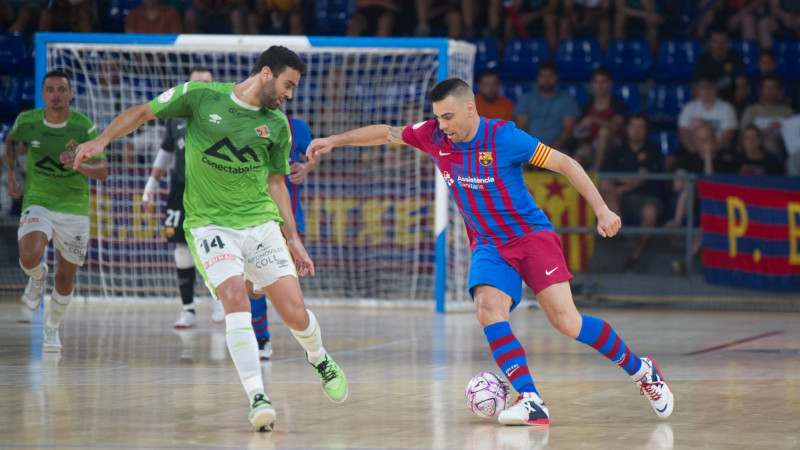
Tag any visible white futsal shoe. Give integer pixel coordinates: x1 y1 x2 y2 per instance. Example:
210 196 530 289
636 357 674 419
43 322 62 352
21 265 48 310
173 310 196 329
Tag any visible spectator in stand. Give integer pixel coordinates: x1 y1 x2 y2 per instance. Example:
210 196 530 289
474 69 515 121
750 48 778 101
184 0 249 34
574 67 627 171
513 62 580 162
693 27 749 108
732 125 785 174
251 0 305 35
125 0 183 34
613 0 662 54
38 0 94 32
740 74 795 161
0 0 42 33
346 0 401 37
758 0 800 49
694 0 764 42
678 74 738 158
499 0 559 52
414 0 479 39
560 0 612 51
599 113 664 271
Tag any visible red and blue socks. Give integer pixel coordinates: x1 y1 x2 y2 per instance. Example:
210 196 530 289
249 294 270 341
576 315 643 377
484 321 537 394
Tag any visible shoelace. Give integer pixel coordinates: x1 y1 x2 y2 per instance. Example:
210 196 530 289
640 381 663 401
315 358 337 383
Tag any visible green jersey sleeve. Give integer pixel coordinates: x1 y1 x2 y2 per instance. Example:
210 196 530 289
148 81 202 119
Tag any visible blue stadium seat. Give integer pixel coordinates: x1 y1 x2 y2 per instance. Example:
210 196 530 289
774 40 800 81
605 39 652 82
612 83 642 113
500 39 550 81
0 33 26 75
730 40 758 77
119 77 164 109
105 0 143 33
499 81 532 104
3 76 35 114
312 0 356 36
555 39 602 81
0 121 13 144
649 130 679 157
20 42 34 75
558 82 588 107
466 38 499 78
654 39 703 82
646 83 692 129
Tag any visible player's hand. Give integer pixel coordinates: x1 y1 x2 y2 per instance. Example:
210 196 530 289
287 238 315 277
73 139 105 170
305 137 335 163
7 175 21 199
59 151 76 169
142 192 155 212
288 161 311 184
596 206 621 238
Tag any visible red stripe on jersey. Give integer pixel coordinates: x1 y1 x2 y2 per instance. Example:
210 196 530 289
488 120 532 235
479 120 515 241
460 129 504 246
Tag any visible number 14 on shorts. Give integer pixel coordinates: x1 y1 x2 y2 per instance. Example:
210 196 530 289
202 235 225 253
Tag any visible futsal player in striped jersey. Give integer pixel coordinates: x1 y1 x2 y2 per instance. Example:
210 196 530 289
306 78 673 425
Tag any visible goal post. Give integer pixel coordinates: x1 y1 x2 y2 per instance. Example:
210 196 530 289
33 32 474 310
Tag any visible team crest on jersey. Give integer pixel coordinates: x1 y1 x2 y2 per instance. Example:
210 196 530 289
158 88 175 103
255 125 270 138
478 151 493 167
65 139 78 152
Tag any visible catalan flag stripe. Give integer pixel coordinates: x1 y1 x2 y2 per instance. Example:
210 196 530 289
529 142 553 167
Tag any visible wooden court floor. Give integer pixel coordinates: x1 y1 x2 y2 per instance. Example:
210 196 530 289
1 297 799 449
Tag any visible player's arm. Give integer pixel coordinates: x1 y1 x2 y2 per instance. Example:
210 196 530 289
73 103 156 169
305 125 407 162
288 155 321 184
59 152 109 181
267 173 315 277
4 133 23 199
542 149 621 238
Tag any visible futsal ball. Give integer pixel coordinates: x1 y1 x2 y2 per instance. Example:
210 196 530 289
465 372 510 419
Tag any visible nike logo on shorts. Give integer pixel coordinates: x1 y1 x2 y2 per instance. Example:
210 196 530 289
545 267 558 276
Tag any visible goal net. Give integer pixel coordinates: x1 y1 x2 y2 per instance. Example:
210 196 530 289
30 34 475 309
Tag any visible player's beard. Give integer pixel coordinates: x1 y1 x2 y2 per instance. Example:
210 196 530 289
260 79 284 110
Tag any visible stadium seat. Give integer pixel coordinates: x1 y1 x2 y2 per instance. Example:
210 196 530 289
558 82 588 107
0 121 12 144
105 0 143 33
500 39 550 81
0 33 26 75
312 0 356 36
612 83 642 113
119 77 164 110
653 39 703 82
20 42 34 75
730 40 758 77
773 40 800 81
646 83 692 129
499 81 532 104
605 39 652 82
555 38 602 81
649 130 679 157
466 38 499 77
2 76 35 115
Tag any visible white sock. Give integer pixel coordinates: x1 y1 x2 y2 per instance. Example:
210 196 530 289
225 312 264 402
183 303 195 312
46 291 72 328
21 261 45 280
290 309 325 364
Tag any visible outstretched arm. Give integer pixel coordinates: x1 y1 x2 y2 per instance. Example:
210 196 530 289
305 124 407 162
73 103 156 169
59 152 109 181
543 149 621 238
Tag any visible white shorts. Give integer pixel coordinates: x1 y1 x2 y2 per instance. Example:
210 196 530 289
188 221 297 295
18 205 89 266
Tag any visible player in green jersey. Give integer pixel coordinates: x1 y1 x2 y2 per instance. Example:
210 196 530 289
73 46 347 432
5 70 109 352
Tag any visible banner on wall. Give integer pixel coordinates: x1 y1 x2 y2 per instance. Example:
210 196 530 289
524 171 596 273
698 175 800 291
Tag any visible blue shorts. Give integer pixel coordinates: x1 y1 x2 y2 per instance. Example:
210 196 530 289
468 244 524 311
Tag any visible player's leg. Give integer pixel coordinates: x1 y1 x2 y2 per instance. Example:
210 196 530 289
18 207 52 310
246 221 346 403
187 225 274 431
173 243 197 328
246 280 271 360
470 246 549 426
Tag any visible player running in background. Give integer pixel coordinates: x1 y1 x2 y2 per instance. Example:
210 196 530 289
248 115 320 360
73 46 347 432
142 67 226 329
5 70 109 352
306 77 673 425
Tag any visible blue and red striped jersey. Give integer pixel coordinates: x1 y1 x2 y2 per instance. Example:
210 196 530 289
287 117 313 232
402 117 554 249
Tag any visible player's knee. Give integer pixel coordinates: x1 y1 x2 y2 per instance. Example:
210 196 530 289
174 244 194 269
548 312 581 338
